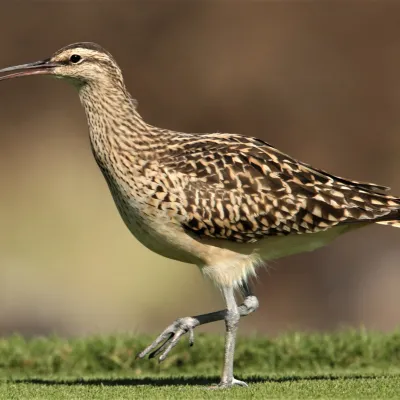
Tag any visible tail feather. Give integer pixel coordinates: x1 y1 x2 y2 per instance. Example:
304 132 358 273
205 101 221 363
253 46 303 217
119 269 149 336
376 220 400 228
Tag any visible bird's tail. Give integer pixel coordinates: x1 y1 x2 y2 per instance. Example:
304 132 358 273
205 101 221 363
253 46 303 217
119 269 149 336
373 206 400 228
376 220 400 228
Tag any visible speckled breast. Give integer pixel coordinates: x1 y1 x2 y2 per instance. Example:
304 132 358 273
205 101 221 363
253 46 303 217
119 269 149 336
96 163 198 265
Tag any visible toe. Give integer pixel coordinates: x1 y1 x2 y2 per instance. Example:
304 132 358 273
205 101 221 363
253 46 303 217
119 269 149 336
207 378 248 389
232 378 248 387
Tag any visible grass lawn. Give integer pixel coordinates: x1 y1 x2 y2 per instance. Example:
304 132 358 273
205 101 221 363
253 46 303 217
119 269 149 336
1 331 400 398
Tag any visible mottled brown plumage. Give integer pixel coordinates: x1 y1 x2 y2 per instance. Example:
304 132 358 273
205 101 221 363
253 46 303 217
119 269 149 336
159 133 400 242
1 42 399 388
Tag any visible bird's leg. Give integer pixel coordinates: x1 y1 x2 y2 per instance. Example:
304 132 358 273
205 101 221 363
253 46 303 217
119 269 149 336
217 285 247 388
136 283 258 369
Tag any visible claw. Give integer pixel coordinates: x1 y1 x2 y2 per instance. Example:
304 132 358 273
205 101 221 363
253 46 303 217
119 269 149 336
137 317 199 362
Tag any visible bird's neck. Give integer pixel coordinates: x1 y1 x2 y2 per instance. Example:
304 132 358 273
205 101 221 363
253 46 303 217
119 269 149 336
78 81 154 160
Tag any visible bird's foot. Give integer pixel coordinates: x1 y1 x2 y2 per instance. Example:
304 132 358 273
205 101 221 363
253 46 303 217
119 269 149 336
208 378 248 389
136 316 199 362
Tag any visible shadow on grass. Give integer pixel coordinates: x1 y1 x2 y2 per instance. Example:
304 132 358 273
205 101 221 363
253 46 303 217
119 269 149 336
12 374 382 387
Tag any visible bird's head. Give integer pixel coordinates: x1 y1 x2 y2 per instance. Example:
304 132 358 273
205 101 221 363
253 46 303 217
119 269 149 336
0 42 124 89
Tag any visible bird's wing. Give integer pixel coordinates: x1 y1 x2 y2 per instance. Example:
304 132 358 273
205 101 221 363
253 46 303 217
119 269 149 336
159 133 400 243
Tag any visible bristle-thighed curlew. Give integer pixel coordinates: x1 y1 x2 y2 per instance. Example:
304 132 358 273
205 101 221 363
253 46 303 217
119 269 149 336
1 42 400 388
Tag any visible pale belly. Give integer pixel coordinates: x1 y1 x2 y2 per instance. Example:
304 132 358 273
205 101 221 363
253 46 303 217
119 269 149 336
114 194 200 263
104 177 200 264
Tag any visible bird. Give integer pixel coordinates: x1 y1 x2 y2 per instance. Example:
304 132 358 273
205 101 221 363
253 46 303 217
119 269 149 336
0 42 400 388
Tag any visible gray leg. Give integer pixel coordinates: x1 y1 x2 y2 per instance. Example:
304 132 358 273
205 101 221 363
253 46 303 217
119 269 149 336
218 285 247 387
136 283 259 371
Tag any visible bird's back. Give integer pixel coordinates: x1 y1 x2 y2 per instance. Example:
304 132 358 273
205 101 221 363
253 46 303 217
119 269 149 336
142 129 400 244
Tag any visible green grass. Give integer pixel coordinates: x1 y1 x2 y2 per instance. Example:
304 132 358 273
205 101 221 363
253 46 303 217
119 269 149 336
2 331 400 398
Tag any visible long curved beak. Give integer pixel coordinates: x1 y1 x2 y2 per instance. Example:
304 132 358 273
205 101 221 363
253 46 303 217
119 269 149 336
0 59 59 81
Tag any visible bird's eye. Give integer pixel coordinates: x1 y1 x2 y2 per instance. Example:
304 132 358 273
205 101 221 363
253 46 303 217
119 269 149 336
70 54 82 64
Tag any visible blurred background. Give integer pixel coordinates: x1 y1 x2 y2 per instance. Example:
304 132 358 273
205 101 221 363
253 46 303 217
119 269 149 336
1 1 400 337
